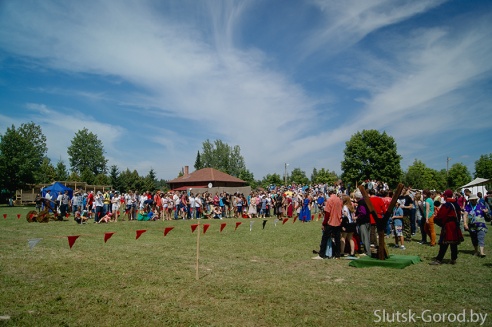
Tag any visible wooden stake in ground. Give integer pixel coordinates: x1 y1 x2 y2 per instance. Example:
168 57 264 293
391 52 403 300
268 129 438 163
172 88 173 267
358 184 404 260
196 219 200 280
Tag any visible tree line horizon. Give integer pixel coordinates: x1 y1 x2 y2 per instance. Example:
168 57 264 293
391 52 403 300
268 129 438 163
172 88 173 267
1 122 491 198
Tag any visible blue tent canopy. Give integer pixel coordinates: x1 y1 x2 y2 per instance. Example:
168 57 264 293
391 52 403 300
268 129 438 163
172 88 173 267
41 182 73 199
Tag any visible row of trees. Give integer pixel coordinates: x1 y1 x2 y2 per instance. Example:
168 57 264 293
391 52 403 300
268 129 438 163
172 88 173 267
341 130 492 190
1 123 491 199
193 139 340 189
0 124 165 197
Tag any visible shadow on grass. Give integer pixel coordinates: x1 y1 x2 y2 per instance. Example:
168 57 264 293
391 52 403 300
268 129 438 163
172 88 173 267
482 263 492 268
459 249 476 254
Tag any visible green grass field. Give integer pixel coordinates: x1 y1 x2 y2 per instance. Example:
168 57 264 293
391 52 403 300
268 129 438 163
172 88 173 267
1 205 491 326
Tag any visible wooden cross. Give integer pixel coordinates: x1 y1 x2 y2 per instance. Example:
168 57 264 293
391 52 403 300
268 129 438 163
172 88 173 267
358 183 404 260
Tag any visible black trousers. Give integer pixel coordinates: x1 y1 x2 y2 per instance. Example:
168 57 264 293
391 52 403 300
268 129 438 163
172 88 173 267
436 243 458 261
319 225 341 258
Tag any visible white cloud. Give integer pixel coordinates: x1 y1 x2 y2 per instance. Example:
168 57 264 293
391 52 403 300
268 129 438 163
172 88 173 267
304 0 447 58
0 1 490 180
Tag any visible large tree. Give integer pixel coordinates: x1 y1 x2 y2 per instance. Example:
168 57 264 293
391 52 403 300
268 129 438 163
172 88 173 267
260 173 283 189
119 169 144 192
290 168 309 185
0 122 47 194
341 130 402 187
238 169 256 189
474 154 492 179
109 165 122 191
200 139 246 177
194 151 203 171
447 163 471 190
55 160 69 181
404 159 447 190
311 168 338 185
143 168 157 192
38 157 56 184
67 128 108 177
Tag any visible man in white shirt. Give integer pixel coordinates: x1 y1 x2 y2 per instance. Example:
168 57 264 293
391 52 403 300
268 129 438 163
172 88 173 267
173 192 180 220
189 194 196 219
195 195 202 219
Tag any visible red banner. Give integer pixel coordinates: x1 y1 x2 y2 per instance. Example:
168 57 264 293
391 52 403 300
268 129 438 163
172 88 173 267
104 232 115 243
136 229 147 240
67 235 80 249
164 227 174 236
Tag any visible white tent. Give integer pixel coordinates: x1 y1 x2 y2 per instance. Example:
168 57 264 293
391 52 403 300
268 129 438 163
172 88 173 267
460 178 490 196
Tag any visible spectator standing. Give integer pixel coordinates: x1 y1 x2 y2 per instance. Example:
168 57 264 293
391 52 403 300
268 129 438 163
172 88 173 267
430 190 464 265
313 188 343 259
463 194 488 258
423 189 436 246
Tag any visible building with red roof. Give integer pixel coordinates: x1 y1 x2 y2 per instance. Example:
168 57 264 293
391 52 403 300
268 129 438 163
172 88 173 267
167 166 248 191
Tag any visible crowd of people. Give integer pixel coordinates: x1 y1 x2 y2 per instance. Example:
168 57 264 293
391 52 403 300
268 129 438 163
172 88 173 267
35 180 491 264
311 181 491 265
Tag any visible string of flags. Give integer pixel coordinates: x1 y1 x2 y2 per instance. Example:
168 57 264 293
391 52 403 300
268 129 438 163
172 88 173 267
5 211 327 251
20 215 319 250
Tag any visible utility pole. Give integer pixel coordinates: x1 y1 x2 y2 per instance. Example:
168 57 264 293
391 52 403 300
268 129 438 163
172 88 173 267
446 157 451 187
284 163 289 186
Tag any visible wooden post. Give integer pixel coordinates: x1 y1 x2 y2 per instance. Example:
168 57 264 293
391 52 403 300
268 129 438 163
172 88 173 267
358 184 404 260
196 220 200 280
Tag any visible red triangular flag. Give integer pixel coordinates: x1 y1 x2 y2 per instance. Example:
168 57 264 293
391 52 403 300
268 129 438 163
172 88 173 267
235 221 242 231
17 214 21 219
164 226 174 236
220 223 227 232
191 224 199 233
104 232 115 243
203 224 210 234
3 213 6 219
67 235 80 249
293 216 297 223
282 218 289 225
65 212 70 218
136 229 147 240
117 210 120 215
311 214 314 220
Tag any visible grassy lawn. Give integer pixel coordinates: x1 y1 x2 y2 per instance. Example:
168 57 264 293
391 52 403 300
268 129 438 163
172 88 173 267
1 205 491 326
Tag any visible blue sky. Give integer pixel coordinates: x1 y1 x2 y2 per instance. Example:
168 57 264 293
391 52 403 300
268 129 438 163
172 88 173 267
1 0 491 181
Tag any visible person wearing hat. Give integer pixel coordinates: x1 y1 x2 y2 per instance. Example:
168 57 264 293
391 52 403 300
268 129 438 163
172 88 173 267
72 191 82 216
94 191 104 223
463 194 488 258
429 190 464 265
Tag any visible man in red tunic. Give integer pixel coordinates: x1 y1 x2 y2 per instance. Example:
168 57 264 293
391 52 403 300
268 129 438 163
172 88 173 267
430 189 464 265
368 189 386 246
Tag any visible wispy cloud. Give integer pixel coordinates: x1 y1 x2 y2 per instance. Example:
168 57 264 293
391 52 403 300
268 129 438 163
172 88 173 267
0 0 490 180
304 0 447 58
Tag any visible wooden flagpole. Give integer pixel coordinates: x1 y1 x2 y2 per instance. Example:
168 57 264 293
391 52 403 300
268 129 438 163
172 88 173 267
196 219 200 280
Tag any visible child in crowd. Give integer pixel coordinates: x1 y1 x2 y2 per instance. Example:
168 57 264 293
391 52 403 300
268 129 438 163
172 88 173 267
74 211 88 224
213 206 222 219
392 202 405 250
98 212 112 223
